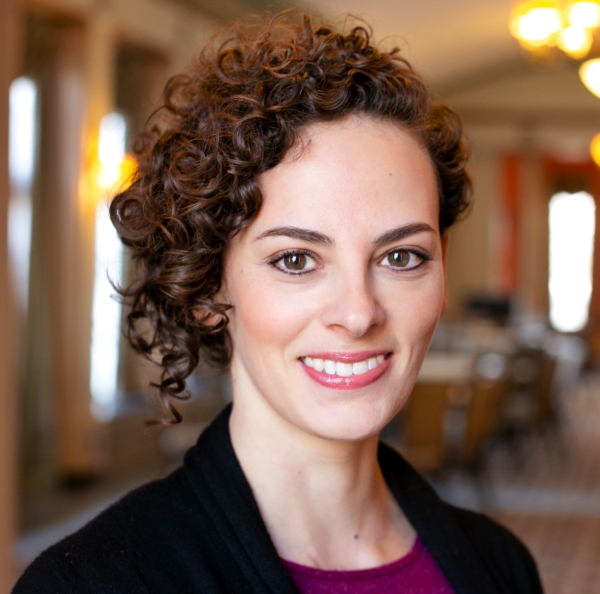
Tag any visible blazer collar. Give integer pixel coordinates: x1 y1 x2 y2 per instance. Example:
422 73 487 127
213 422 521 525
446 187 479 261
378 443 503 594
184 404 502 594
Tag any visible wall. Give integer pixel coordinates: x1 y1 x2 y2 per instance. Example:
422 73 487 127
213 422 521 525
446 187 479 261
442 61 600 320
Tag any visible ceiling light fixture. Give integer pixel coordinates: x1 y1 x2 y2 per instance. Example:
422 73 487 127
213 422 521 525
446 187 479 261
580 57 600 96
510 1 600 97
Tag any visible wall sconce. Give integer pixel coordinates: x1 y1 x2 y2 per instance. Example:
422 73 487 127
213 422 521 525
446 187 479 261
590 131 600 164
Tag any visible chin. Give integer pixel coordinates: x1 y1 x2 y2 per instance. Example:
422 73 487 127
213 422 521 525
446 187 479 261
301 395 405 443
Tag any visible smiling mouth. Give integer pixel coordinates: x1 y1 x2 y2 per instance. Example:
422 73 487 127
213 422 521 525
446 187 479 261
300 354 387 377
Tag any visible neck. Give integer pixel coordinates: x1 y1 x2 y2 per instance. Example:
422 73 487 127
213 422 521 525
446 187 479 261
229 379 416 570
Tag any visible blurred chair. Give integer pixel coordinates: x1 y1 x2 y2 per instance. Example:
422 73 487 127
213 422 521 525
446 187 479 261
464 294 513 326
403 383 451 472
544 334 587 406
501 348 549 433
535 350 558 428
462 378 510 468
460 352 511 470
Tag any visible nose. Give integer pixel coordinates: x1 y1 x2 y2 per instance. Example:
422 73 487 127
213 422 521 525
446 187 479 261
320 269 385 338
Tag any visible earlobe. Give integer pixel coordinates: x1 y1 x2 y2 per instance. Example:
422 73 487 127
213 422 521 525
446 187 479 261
193 285 233 329
194 309 224 327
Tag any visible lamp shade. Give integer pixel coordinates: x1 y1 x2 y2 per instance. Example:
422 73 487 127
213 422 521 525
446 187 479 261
591 132 600 165
580 58 600 97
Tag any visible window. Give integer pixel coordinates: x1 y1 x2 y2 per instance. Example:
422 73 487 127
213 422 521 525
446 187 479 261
89 112 127 420
548 191 596 332
8 76 37 309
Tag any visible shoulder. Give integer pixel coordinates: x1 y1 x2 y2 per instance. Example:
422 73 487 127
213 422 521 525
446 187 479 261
377 443 543 593
12 468 214 593
445 504 544 594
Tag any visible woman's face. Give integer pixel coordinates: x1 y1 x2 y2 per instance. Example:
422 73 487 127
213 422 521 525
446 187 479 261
221 115 447 442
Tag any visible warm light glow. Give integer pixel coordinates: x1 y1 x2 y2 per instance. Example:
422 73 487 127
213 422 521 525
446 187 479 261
97 112 128 191
511 2 563 46
591 132 600 164
510 1 600 60
549 191 595 332
118 153 137 190
580 58 600 97
558 25 593 56
567 1 600 28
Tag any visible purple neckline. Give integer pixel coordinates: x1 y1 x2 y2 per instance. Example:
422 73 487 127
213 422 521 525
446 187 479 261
281 536 423 581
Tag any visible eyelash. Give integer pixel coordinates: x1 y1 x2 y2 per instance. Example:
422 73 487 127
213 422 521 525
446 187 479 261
268 248 432 276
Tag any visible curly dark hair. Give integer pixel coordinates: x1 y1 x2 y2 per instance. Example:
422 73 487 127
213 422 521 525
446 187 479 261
110 11 472 423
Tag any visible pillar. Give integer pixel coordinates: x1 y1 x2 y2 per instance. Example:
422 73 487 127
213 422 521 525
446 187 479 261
0 0 20 587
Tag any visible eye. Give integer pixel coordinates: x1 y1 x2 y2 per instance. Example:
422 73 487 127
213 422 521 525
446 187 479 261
271 251 317 274
381 249 428 271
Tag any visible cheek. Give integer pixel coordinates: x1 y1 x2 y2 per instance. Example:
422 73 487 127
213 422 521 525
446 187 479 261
227 276 316 359
381 275 445 347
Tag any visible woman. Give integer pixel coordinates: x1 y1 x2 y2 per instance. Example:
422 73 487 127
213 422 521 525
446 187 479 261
14 12 543 594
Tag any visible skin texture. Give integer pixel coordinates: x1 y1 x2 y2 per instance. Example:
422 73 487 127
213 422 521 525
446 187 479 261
223 115 448 570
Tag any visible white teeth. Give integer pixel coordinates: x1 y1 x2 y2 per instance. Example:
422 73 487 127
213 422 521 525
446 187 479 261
353 360 368 375
302 355 387 377
324 360 337 375
336 362 353 377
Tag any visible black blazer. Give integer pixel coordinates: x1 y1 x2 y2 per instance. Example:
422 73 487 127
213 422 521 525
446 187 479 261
14 404 544 593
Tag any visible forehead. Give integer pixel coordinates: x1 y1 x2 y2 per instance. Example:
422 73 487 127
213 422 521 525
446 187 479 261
252 115 439 237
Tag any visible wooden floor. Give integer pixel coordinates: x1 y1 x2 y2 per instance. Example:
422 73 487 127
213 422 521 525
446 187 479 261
495 513 600 594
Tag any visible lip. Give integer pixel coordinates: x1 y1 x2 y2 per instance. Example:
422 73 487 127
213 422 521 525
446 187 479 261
300 352 392 390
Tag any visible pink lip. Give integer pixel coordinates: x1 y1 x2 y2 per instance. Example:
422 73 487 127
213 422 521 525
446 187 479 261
300 353 392 390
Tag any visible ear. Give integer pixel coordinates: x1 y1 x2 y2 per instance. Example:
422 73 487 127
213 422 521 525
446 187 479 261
193 282 231 328
193 308 225 328
440 232 450 315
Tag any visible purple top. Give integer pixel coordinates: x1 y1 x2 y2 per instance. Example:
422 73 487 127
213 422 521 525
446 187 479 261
282 537 455 594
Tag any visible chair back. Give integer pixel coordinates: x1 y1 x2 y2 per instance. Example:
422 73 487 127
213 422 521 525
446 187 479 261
403 383 450 472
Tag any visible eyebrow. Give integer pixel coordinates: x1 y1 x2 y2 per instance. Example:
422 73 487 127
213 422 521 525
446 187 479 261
255 222 436 247
372 223 436 247
254 226 333 246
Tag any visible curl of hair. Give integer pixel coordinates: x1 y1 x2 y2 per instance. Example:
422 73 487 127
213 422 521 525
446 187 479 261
110 11 472 423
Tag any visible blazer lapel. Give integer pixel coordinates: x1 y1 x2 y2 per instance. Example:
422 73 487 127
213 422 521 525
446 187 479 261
184 405 299 594
378 442 504 594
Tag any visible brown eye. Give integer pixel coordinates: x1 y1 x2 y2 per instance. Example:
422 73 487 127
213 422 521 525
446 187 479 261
387 250 411 268
283 253 307 270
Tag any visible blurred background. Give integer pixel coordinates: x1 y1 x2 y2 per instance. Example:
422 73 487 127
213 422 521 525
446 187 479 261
2 0 600 591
